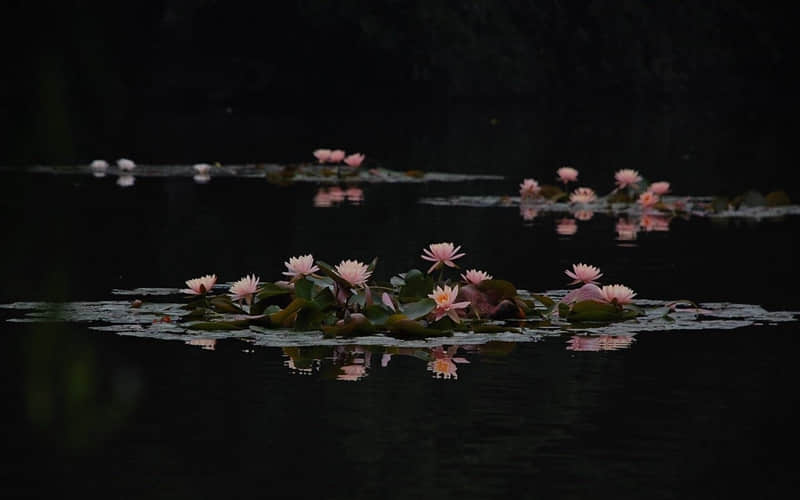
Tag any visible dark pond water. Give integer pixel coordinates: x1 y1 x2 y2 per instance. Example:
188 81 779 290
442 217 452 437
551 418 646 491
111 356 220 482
1 110 798 498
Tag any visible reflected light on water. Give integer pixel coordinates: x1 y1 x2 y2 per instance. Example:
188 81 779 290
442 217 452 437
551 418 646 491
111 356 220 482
185 338 216 350
313 186 365 207
566 335 636 351
616 217 638 241
116 174 135 188
556 217 578 235
640 214 671 232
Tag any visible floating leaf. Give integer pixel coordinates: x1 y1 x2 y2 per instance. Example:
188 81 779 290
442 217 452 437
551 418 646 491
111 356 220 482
477 279 517 303
566 300 624 322
295 278 313 301
399 269 434 301
269 298 308 327
766 190 791 206
313 287 337 310
209 295 244 314
399 298 436 320
531 293 555 309
295 303 326 331
256 283 292 301
365 304 392 326
386 317 450 338
321 318 376 338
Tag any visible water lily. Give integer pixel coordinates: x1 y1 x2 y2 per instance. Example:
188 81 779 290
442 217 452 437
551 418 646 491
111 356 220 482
614 169 642 189
193 163 211 174
230 274 261 305
557 166 579 184
556 218 577 236
428 347 469 379
117 158 136 171
421 242 466 274
461 269 493 285
428 284 471 323
335 260 372 287
329 149 346 163
600 284 636 305
283 254 320 278
569 187 596 204
638 191 659 208
182 274 217 295
344 153 365 167
90 159 108 170
313 149 332 163
381 292 396 311
565 263 603 285
519 178 541 198
649 181 670 195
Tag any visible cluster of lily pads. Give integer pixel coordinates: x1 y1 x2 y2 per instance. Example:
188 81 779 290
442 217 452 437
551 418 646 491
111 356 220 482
178 244 645 337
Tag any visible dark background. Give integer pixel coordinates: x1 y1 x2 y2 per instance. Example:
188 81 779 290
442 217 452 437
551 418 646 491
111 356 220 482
0 1 793 196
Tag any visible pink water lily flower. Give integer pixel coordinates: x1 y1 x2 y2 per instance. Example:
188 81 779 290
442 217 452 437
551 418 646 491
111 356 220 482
117 158 136 171
557 166 579 184
565 263 603 285
638 191 659 208
335 260 372 287
313 149 332 163
329 150 346 163
182 274 217 295
283 254 319 278
381 292 396 311
428 284 471 323
569 187 596 204
421 242 466 274
344 153 365 167
649 181 670 195
614 169 642 189
230 274 261 305
90 159 108 170
519 178 541 198
600 284 636 305
461 269 493 285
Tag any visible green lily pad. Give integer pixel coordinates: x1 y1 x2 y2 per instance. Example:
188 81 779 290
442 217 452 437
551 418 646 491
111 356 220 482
256 283 292 301
385 317 450 338
365 304 392 325
399 269 434 301
766 190 791 206
295 278 313 300
399 298 436 320
269 298 308 327
477 279 517 303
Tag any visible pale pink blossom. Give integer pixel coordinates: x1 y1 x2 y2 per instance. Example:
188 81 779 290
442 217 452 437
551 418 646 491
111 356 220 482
344 153 365 167
565 263 603 285
90 159 108 170
345 187 363 203
428 284 471 323
561 283 605 304
329 149 346 163
182 274 217 295
117 158 136 171
556 218 577 236
283 254 319 278
230 274 261 305
566 335 634 352
616 218 638 240
421 242 466 274
573 209 594 221
649 181 670 196
600 284 637 305
519 178 541 198
569 187 596 204
557 166 579 184
614 169 642 189
638 191 659 208
335 259 372 287
381 292 396 311
313 149 332 163
461 269 493 285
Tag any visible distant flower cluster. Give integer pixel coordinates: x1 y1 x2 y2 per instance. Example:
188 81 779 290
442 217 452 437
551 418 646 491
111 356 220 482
313 149 365 167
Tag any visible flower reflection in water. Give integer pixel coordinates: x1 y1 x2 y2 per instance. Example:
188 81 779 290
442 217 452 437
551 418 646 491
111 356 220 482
520 205 538 221
185 338 216 351
567 335 636 352
556 218 578 236
193 173 211 184
616 217 638 241
573 209 594 221
427 346 470 380
117 174 135 188
313 186 364 207
333 346 372 382
640 214 671 232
